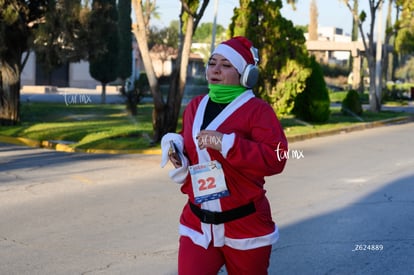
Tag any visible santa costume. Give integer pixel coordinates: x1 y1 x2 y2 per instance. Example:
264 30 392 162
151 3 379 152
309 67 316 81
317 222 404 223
161 36 288 274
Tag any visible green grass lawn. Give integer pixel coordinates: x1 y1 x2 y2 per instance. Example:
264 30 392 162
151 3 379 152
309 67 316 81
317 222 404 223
0 102 410 152
0 103 156 151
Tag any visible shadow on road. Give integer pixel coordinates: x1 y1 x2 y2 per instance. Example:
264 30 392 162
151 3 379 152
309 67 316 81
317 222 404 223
0 143 120 173
270 173 414 274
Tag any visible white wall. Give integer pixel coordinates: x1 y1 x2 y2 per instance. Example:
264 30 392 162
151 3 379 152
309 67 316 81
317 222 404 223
21 52 36 86
69 61 99 89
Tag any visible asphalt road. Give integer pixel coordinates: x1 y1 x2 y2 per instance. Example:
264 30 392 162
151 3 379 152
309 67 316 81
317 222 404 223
267 121 414 275
1 121 414 274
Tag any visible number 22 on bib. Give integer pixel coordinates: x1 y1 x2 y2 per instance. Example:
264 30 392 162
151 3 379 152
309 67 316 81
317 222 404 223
189 160 229 204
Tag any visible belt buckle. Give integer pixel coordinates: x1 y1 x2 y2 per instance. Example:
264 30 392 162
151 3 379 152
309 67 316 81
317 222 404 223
201 210 218 224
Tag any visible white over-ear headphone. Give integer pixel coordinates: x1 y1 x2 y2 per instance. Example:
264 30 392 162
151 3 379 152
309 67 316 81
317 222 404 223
240 46 259 88
206 46 260 88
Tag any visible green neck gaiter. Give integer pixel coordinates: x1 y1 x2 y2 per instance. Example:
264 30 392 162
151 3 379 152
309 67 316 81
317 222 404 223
208 84 247 104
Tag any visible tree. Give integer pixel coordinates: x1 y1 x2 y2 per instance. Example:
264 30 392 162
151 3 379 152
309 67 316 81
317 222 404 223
351 0 359 42
148 21 179 49
308 0 318 41
390 1 402 81
229 0 311 116
193 22 225 43
382 0 393 82
293 56 331 122
394 0 414 55
132 0 209 143
33 0 90 72
386 0 414 83
147 21 180 69
295 24 308 34
343 0 385 112
146 23 180 79
89 0 119 104
117 0 136 114
165 0 209 140
349 0 359 76
0 1 49 125
395 56 414 82
342 89 363 116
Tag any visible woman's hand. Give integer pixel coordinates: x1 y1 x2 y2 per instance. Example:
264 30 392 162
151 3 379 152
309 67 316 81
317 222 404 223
196 130 223 151
169 153 182 168
168 141 182 168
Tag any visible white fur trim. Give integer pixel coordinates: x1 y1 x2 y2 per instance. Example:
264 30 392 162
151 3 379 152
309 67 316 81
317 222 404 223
179 223 279 250
181 90 257 248
213 44 247 74
221 133 235 158
179 224 211 249
225 227 279 250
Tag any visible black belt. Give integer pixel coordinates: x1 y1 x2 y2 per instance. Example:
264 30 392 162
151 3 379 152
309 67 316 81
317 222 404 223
189 201 256 225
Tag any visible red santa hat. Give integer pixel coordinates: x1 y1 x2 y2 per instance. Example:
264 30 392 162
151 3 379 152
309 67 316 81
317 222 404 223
211 36 255 75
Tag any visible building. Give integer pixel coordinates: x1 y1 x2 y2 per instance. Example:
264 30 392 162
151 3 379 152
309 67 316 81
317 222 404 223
305 26 353 65
20 38 205 92
150 44 205 81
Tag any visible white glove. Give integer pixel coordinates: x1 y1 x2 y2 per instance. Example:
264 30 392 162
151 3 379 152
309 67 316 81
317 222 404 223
160 133 189 183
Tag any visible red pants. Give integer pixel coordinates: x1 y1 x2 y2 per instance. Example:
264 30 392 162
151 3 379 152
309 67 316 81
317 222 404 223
178 236 272 275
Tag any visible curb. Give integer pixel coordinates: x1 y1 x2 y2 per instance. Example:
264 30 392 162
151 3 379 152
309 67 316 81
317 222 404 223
0 136 163 155
1 115 412 155
286 115 413 143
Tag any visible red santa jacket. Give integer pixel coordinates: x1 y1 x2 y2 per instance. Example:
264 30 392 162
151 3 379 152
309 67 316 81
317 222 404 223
178 90 288 250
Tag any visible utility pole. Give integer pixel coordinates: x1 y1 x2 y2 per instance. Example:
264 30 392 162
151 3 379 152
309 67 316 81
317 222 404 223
210 0 219 55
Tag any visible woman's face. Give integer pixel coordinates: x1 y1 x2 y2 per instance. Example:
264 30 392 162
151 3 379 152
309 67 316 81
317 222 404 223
206 54 240 85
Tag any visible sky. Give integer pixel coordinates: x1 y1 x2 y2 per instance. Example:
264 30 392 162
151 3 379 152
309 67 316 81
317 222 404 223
152 0 388 39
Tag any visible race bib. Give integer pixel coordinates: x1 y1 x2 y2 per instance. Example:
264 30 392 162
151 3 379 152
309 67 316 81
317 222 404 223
189 160 229 204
